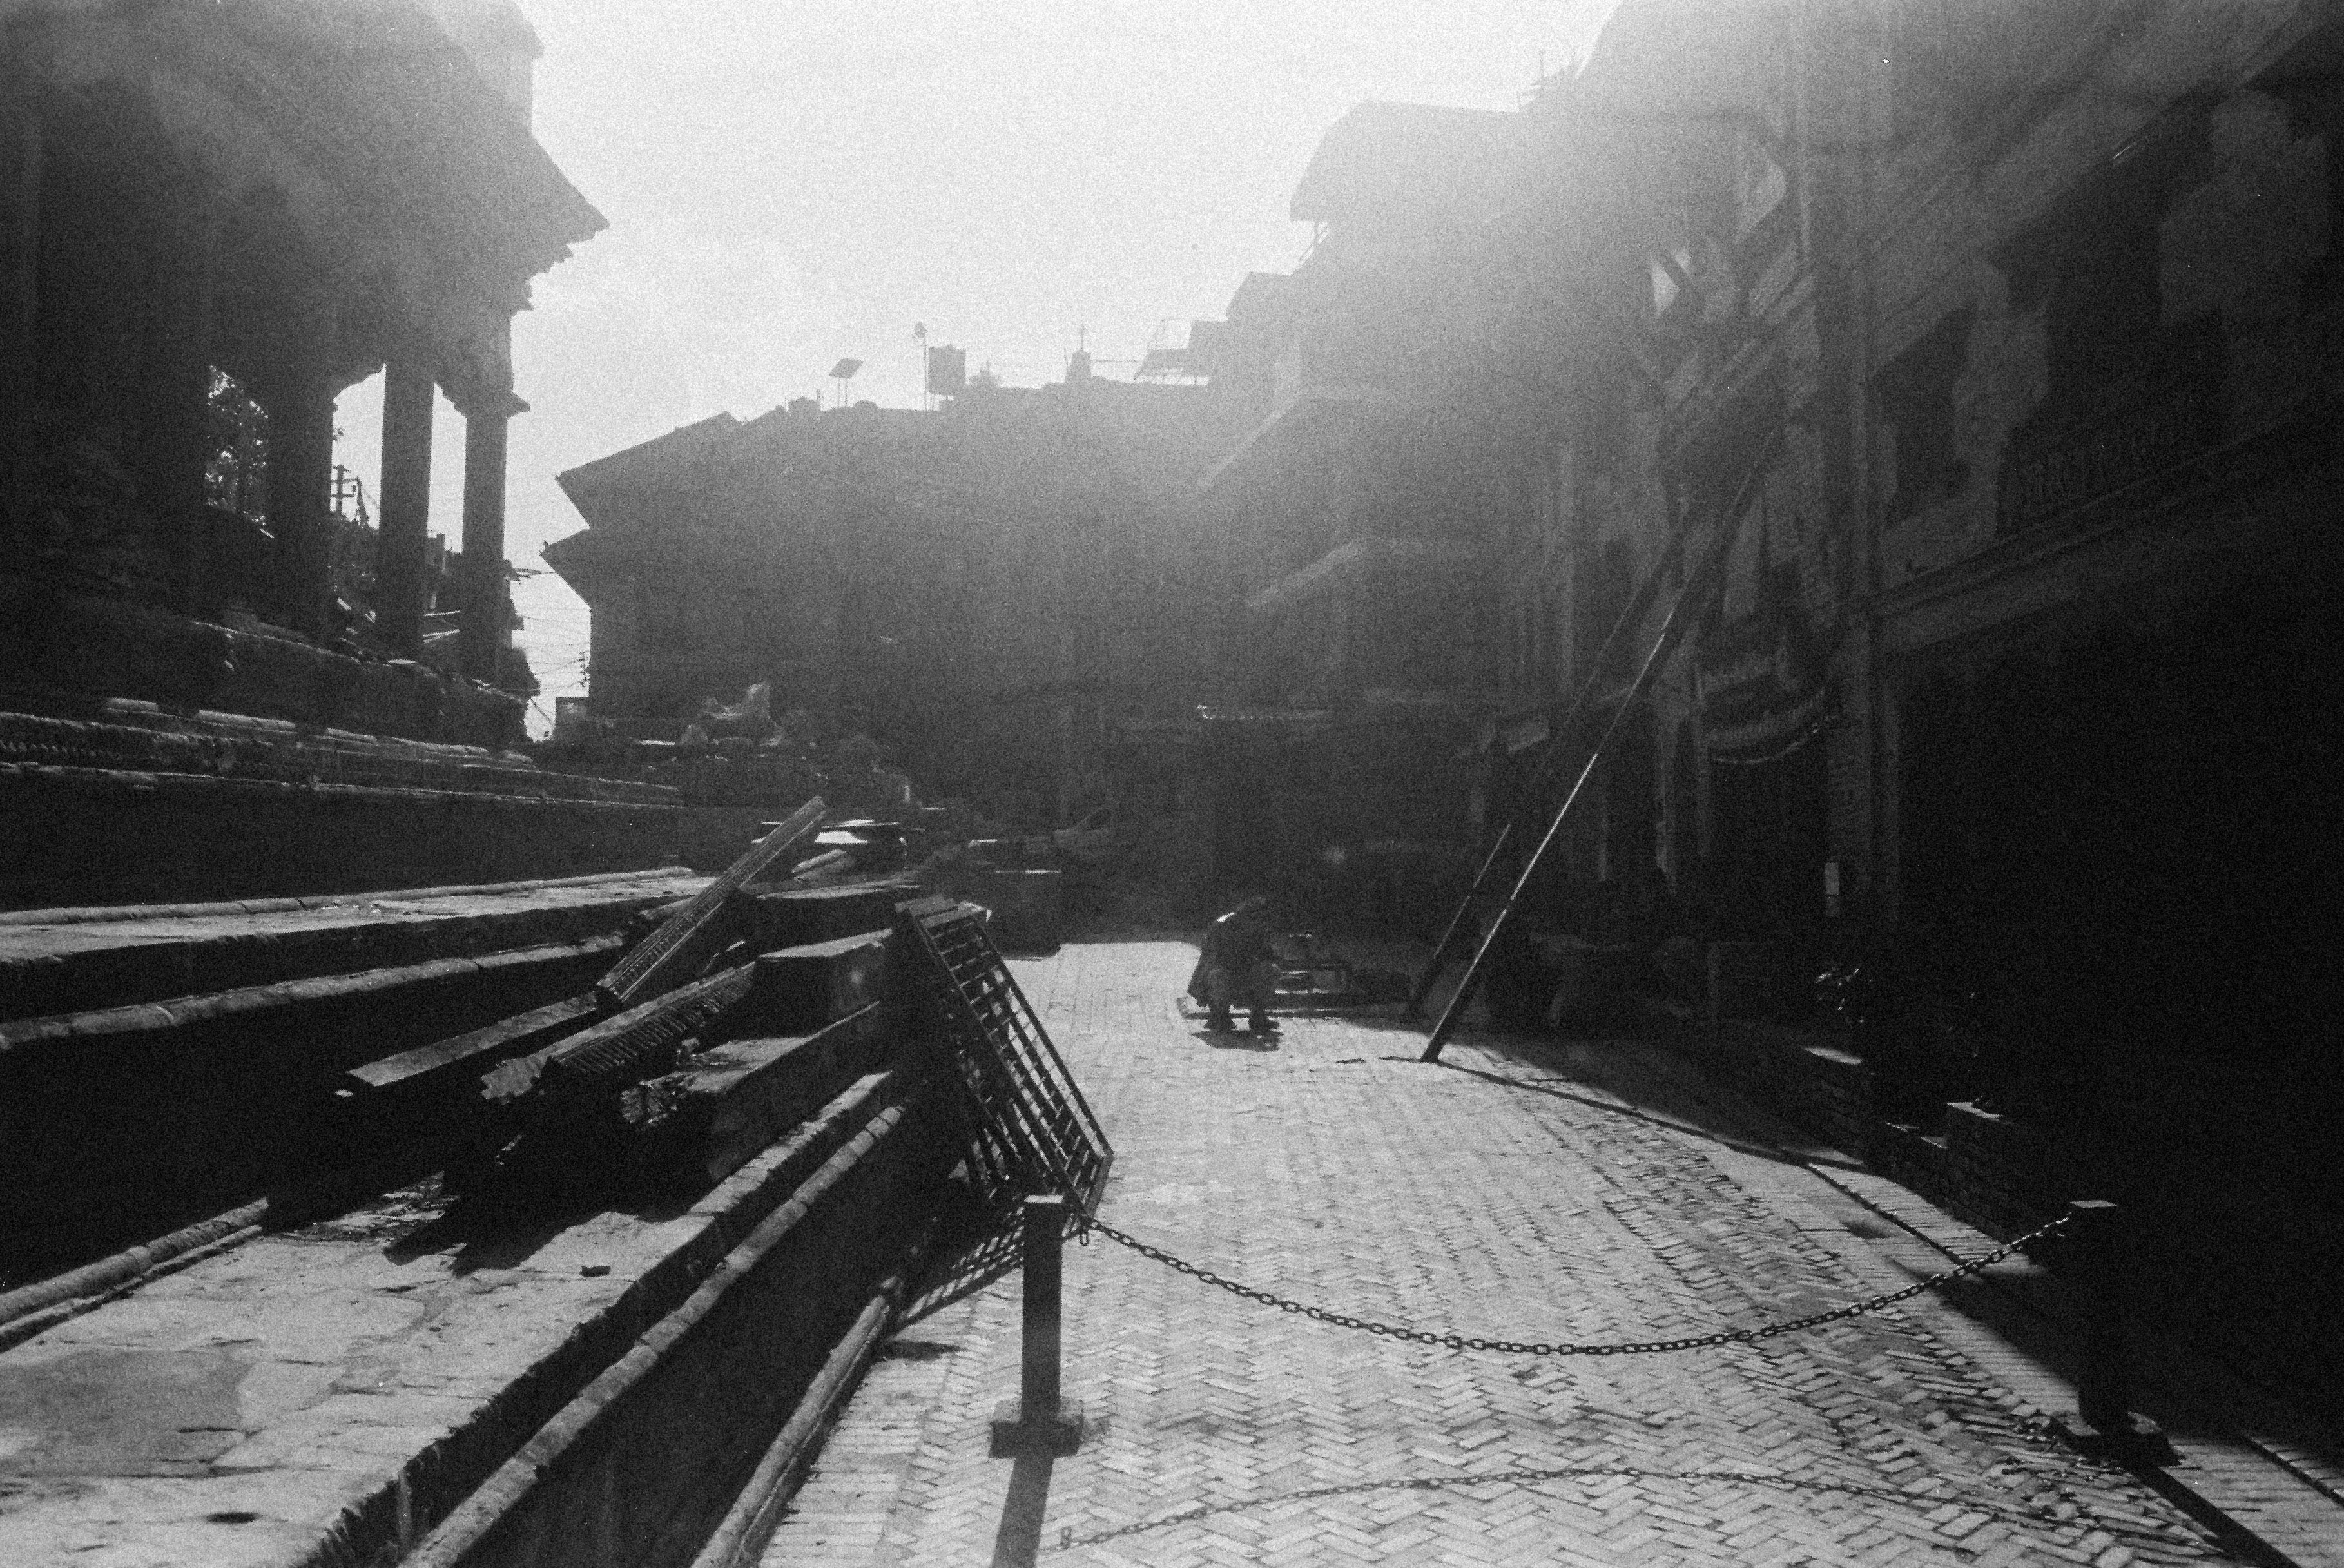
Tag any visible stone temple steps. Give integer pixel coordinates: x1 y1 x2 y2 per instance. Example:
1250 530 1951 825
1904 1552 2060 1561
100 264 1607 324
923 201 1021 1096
0 867 701 1021
0 873 969 1568
0 871 692 1271
0 692 681 909
0 873 929 1279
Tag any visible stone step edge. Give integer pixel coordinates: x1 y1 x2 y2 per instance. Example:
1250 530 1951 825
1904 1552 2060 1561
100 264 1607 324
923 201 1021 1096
0 1000 863 1337
0 881 695 1023
391 1074 924 1568
0 1200 269 1348
684 1216 940 1568
0 1069 916 1568
0 694 511 762
0 866 699 927
0 705 676 804
0 760 681 812
0 933 628 1053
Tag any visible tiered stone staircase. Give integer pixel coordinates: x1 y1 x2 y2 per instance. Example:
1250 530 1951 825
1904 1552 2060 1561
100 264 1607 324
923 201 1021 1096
0 875 971 1568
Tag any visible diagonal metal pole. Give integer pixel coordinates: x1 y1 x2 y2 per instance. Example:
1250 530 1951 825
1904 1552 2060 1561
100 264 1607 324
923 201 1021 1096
1403 485 1709 1018
1420 449 1773 1063
1409 428 1783 1025
1403 828 1516 1018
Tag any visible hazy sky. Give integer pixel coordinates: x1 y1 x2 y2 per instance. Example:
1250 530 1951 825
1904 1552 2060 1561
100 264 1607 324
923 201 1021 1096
334 2 1620 732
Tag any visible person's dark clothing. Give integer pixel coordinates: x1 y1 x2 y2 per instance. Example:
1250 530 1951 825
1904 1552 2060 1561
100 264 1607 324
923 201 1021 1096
1188 900 1279 1032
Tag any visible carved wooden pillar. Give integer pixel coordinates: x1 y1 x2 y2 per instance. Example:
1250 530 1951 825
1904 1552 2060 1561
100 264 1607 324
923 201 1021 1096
0 68 40 491
266 354 336 641
458 395 514 682
144 178 220 614
376 358 435 656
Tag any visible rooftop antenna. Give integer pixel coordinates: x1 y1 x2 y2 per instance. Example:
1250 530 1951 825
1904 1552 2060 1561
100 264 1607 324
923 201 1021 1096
829 357 863 406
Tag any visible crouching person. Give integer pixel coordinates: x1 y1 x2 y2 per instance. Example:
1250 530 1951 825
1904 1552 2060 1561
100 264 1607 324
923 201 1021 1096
1188 893 1280 1034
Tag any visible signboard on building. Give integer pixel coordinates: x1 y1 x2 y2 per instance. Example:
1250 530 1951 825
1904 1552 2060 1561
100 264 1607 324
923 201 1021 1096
925 345 967 395
1697 561 1830 761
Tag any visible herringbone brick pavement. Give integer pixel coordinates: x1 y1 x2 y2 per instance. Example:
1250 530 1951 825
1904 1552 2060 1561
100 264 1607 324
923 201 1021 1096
761 940 2238 1566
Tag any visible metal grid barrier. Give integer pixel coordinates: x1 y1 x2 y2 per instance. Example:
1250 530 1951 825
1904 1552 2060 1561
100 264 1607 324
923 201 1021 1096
897 896 1112 1217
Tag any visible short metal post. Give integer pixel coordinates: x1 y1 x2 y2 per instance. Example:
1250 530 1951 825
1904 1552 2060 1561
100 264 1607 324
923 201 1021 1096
2057 1199 2169 1464
1021 1194 1063 1420
989 1194 1085 1457
2070 1201 2127 1429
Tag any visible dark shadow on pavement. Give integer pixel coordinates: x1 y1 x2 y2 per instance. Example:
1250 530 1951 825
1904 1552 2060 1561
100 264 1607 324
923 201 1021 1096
1454 1028 2344 1492
991 1453 1054 1567
1429 1057 1859 1172
1047 1459 2077 1554
900 1188 1022 1328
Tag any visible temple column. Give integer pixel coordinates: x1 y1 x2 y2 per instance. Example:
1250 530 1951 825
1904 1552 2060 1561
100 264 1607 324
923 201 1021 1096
144 177 220 612
0 73 40 490
376 358 435 656
458 394 515 683
267 359 336 641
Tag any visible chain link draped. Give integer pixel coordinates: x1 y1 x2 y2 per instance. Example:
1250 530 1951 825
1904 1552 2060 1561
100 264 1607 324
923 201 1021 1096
1074 1211 2072 1357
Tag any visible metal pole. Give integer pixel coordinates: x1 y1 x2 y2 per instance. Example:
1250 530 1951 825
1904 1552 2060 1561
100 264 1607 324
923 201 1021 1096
2057 1197 2170 1462
1402 824 1512 1018
991 1193 1085 1455
1421 484 1760 1063
1406 523 1689 1018
1406 428 1779 1021
1020 1193 1064 1422
2068 1199 2127 1431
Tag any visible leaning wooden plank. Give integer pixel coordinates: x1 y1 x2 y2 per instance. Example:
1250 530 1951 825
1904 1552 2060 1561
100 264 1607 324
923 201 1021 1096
345 992 603 1092
482 964 759 1105
597 795 828 1009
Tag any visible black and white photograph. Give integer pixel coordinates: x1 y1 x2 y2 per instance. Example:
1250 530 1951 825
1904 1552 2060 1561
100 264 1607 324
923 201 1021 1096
1 1 2339 1563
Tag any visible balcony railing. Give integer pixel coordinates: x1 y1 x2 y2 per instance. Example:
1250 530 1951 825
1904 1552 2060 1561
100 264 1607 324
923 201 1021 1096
1997 379 2218 536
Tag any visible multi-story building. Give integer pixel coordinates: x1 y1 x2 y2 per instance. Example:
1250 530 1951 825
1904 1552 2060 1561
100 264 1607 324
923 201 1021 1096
1179 0 2344 1386
1181 104 1545 902
545 365 1249 827
0 0 673 904
1 0 582 690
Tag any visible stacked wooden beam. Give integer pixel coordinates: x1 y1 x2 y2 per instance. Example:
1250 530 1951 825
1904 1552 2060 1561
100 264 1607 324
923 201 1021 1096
374 802 964 1208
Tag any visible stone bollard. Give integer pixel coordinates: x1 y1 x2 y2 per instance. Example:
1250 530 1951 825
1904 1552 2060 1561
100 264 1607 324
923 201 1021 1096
989 1194 1086 1457
2055 1199 2171 1464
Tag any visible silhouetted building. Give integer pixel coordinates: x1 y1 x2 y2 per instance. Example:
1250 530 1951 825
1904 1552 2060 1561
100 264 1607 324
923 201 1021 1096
545 377 1249 826
1188 0 2344 1387
0 0 671 905
1220 0 2338 1054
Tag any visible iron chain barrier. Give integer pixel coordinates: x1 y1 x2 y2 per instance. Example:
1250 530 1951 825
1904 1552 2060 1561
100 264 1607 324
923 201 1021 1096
1074 1210 2073 1357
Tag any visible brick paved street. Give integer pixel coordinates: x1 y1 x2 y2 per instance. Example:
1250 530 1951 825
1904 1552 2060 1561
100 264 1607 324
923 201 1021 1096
763 939 2245 1567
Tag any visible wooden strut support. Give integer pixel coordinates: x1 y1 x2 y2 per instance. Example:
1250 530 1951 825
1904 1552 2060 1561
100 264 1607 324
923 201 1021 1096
1419 436 1782 1064
597 796 827 1010
1406 429 1786 1020
1403 472 1710 1018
